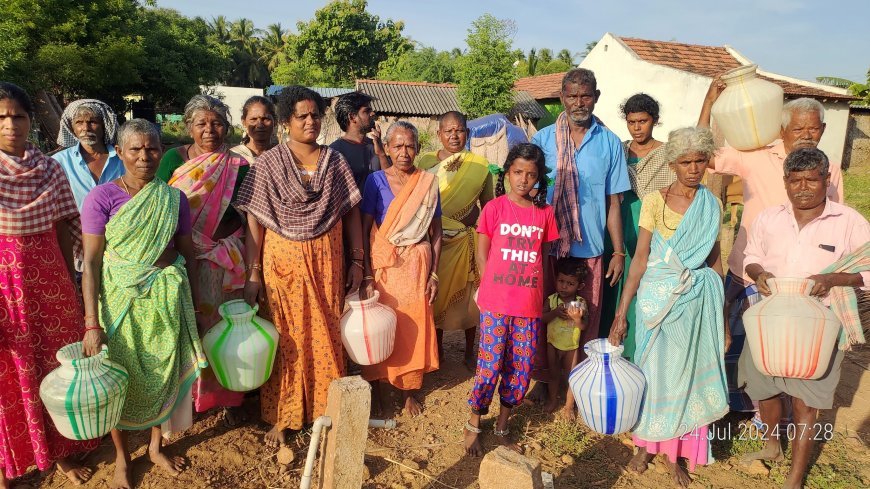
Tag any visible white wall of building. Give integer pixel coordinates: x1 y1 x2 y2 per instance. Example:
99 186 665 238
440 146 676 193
203 85 264 127
578 33 849 164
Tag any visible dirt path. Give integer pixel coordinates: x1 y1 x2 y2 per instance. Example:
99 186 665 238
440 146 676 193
21 333 869 489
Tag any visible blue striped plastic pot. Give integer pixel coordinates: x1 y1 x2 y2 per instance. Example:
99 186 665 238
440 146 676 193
202 300 279 392
569 338 646 435
39 343 129 440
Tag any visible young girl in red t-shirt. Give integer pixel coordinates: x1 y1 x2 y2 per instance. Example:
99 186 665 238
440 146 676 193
464 143 559 456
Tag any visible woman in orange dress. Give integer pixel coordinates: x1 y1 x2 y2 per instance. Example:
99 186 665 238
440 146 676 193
360 121 442 415
235 86 364 446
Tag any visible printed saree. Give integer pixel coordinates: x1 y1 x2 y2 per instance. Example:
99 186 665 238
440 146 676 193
100 180 207 430
166 148 247 411
363 170 440 389
417 151 492 330
633 185 728 442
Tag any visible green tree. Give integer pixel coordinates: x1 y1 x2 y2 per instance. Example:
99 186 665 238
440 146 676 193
456 14 516 118
261 23 288 71
209 15 231 44
288 0 411 86
0 0 144 107
817 70 870 105
538 48 553 64
136 8 231 109
557 49 575 66
378 45 458 83
537 59 571 75
580 41 597 59
226 18 270 87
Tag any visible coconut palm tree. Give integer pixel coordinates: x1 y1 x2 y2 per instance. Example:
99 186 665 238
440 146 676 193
557 49 575 66
229 18 269 87
261 23 287 71
209 15 231 44
817 69 870 105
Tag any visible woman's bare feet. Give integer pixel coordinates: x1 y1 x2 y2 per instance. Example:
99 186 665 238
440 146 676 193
740 441 784 464
149 448 187 477
524 382 547 406
493 431 523 454
56 458 93 485
542 396 560 413
403 391 423 416
661 457 692 487
627 447 653 473
222 406 246 428
264 425 287 448
110 462 133 489
463 426 483 457
559 404 577 422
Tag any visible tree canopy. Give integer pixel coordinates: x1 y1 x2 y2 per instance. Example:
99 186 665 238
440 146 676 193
456 14 517 118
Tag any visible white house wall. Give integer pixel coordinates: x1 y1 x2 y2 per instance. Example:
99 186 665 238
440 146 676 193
202 85 264 129
579 34 848 165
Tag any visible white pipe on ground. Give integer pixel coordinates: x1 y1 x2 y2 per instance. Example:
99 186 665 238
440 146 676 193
300 415 331 489
298 417 397 489
368 419 397 429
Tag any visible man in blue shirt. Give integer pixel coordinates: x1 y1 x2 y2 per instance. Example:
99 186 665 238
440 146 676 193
530 69 630 406
52 99 124 210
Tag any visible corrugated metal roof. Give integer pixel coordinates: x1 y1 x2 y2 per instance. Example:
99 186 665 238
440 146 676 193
265 85 355 99
357 80 460 116
356 79 548 119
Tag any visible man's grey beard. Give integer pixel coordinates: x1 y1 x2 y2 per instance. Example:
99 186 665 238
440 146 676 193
78 133 99 146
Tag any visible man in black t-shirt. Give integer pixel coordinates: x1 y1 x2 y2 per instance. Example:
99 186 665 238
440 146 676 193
330 92 390 191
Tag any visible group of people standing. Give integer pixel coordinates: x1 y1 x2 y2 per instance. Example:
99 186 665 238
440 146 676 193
0 64 867 489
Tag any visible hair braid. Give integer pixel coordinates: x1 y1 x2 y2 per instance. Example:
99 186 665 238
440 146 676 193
495 170 507 198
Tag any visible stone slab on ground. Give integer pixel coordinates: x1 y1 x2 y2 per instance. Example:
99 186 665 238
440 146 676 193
479 446 544 489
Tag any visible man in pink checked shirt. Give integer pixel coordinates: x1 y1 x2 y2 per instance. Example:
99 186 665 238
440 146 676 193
737 147 869 489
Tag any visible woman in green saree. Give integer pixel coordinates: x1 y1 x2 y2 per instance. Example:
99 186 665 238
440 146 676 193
416 111 494 369
82 120 207 489
601 94 674 360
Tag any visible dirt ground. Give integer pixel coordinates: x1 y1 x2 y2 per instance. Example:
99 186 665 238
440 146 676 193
17 332 869 489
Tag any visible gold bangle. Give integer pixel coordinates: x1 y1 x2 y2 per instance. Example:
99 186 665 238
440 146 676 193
247 263 263 271
429 272 439 282
351 260 364 270
612 251 627 257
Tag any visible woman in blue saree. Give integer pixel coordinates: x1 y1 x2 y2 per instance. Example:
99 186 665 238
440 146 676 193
609 127 729 487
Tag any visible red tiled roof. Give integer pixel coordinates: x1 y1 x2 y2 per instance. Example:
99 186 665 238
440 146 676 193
513 72 566 100
619 37 856 101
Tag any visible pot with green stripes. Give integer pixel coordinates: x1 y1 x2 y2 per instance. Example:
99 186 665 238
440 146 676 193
39 342 129 440
202 300 279 392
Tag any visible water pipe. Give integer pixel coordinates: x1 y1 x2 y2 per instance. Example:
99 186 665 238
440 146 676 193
299 417 396 489
300 415 331 489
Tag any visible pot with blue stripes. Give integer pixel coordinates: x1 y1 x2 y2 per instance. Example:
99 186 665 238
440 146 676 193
569 338 646 435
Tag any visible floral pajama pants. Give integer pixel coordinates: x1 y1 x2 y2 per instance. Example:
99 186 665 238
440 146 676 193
468 310 539 415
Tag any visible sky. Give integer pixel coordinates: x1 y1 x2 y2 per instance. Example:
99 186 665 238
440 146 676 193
156 0 869 83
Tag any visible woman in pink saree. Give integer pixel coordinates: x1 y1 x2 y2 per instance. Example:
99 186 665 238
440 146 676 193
157 95 249 426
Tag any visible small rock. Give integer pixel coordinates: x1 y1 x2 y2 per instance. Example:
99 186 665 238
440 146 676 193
560 454 575 465
646 462 655 472
528 441 543 451
739 459 770 477
277 446 295 465
401 458 421 471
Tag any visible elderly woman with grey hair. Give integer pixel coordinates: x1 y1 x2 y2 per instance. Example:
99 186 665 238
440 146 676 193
156 94 250 425
609 127 728 487
81 118 206 489
359 120 443 416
